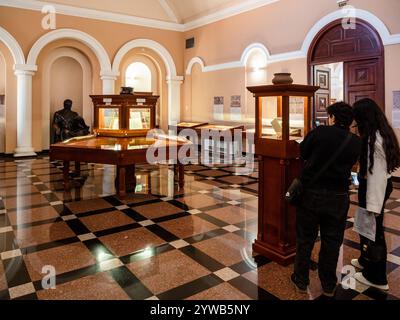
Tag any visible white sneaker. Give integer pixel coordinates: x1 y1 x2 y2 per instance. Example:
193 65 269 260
351 259 364 270
354 272 389 291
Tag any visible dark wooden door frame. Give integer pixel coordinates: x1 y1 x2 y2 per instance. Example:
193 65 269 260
307 19 385 118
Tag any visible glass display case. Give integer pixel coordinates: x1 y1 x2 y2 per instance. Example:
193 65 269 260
246 81 319 266
91 93 159 137
247 84 319 157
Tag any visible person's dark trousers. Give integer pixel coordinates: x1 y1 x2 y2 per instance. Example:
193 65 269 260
358 177 393 286
294 188 350 291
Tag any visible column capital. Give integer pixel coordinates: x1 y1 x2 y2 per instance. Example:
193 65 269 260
14 64 37 76
100 70 119 81
166 75 184 84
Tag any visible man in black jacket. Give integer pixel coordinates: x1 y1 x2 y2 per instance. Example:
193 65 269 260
291 102 361 297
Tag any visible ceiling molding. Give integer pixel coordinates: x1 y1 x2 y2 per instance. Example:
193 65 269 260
1 0 185 32
0 0 280 32
158 0 180 23
183 0 280 31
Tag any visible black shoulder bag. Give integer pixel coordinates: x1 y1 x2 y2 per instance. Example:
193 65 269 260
285 132 353 206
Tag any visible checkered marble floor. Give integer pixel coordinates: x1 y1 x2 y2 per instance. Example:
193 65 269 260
0 156 399 300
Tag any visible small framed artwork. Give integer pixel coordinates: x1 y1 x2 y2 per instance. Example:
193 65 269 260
315 69 330 90
316 92 329 112
231 95 241 108
214 96 224 105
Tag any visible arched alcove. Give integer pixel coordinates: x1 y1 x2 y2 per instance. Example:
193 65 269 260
40 47 93 150
32 39 99 151
125 61 152 92
116 47 166 130
113 39 181 129
244 48 268 123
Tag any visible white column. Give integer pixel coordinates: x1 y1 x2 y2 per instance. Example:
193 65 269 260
167 76 184 127
14 65 37 157
101 71 119 94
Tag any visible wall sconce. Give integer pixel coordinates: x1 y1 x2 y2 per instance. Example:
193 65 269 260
337 0 349 8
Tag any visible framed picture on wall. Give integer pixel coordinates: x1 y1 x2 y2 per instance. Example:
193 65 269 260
316 92 329 112
316 69 330 90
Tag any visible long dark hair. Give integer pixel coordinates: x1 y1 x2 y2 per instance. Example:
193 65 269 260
353 98 400 175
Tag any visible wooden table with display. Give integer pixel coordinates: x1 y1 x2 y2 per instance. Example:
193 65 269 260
50 93 190 197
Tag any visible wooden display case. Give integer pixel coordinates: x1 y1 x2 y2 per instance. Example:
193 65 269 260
247 83 319 265
91 93 159 137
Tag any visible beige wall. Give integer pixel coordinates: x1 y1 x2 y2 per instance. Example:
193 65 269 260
183 0 400 66
0 6 184 74
182 0 400 130
50 56 83 117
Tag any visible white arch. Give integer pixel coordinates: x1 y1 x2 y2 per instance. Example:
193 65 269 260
41 47 93 150
301 8 397 55
240 42 270 66
186 43 270 75
185 57 205 75
112 39 177 78
0 26 25 65
27 28 111 72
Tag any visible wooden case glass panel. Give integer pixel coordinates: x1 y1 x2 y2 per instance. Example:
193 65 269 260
289 97 306 140
98 106 120 130
129 107 151 130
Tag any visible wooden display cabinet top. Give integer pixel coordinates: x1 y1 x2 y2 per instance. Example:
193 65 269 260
90 93 159 101
91 93 159 137
247 84 320 96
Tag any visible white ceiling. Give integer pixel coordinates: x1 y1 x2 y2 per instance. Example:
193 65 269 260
23 0 279 28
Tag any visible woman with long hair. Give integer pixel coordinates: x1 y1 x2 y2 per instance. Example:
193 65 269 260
352 98 400 291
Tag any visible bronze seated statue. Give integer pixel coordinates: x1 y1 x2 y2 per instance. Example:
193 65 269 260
53 99 90 143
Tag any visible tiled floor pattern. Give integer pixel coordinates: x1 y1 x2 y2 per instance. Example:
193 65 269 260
0 156 399 300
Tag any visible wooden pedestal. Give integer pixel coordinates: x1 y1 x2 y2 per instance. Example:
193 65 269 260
253 156 302 266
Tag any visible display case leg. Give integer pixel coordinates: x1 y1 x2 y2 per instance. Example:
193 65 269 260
116 166 126 198
74 161 81 176
63 161 70 190
178 162 185 188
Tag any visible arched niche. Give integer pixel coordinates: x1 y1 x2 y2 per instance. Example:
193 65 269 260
113 39 181 128
0 42 18 154
245 48 268 124
33 40 99 151
121 56 159 95
40 47 93 150
115 47 167 130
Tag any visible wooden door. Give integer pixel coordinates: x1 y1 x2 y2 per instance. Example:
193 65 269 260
344 58 385 108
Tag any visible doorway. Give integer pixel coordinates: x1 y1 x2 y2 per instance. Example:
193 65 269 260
308 19 384 124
